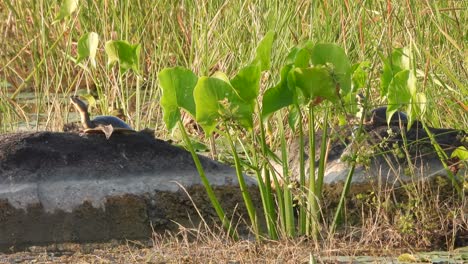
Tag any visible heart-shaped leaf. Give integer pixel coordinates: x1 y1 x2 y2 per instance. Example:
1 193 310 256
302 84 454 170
290 66 338 103
76 32 99 68
380 48 410 96
159 67 198 130
253 31 276 71
310 43 351 96
194 77 253 135
261 64 295 120
386 70 412 124
230 64 262 104
54 0 78 22
105 40 141 75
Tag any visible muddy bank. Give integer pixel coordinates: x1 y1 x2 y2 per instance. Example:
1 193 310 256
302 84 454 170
0 132 261 251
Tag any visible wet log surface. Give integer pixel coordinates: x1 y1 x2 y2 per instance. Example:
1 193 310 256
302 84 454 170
0 131 260 251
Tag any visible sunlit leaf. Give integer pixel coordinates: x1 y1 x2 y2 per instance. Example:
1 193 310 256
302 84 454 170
289 66 337 103
351 61 370 90
285 41 313 67
54 0 79 22
261 64 294 120
105 40 141 75
194 77 253 135
386 70 412 125
310 43 351 95
80 94 97 108
451 146 468 160
231 64 262 103
253 31 276 71
159 67 198 130
76 32 99 68
287 105 299 131
380 48 410 96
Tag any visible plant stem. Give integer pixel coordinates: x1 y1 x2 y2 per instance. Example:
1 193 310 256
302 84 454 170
295 103 307 235
306 104 318 238
278 111 295 237
223 125 259 240
177 119 236 239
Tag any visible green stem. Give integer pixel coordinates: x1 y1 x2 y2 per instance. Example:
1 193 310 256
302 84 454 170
223 126 259 240
306 105 318 238
256 112 278 239
278 111 295 237
177 120 236 239
316 107 329 197
295 104 306 235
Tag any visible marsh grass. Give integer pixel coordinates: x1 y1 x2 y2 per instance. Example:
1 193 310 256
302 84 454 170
0 0 466 255
1 1 466 132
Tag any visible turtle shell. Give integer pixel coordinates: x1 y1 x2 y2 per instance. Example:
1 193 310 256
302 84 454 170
91 116 133 130
369 107 408 126
83 116 135 139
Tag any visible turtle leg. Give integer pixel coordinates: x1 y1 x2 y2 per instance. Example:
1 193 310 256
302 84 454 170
101 125 114 139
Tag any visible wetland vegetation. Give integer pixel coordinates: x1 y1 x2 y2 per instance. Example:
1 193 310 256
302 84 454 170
0 0 466 262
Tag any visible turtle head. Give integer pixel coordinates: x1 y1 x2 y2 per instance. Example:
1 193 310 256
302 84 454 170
70 96 93 129
70 96 88 113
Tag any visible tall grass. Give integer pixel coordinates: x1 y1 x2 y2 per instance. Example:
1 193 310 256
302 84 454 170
0 0 466 133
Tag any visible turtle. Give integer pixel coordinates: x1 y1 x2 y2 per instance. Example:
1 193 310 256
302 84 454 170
367 106 408 127
70 96 135 139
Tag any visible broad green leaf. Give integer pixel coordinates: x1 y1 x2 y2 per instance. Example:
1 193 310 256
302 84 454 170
211 71 230 83
386 70 412 125
380 48 410 96
261 64 294 120
230 64 262 103
194 77 253 135
285 41 313 67
105 40 141 75
253 31 276 71
406 70 418 127
310 43 351 95
54 0 78 22
407 91 426 129
342 61 370 115
289 66 337 103
451 146 468 160
159 67 198 130
287 105 299 131
351 61 370 90
80 94 97 108
76 32 99 68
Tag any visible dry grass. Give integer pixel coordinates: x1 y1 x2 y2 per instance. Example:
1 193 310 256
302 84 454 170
1 183 465 263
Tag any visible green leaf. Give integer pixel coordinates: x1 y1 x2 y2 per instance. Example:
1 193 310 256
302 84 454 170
310 43 351 95
105 40 141 75
54 0 78 22
386 70 412 124
261 64 294 120
230 64 262 103
285 41 313 67
76 32 99 68
451 146 468 160
158 67 198 130
194 77 253 135
253 31 276 71
406 71 419 128
287 105 299 131
290 66 338 103
351 61 370 90
380 48 410 97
